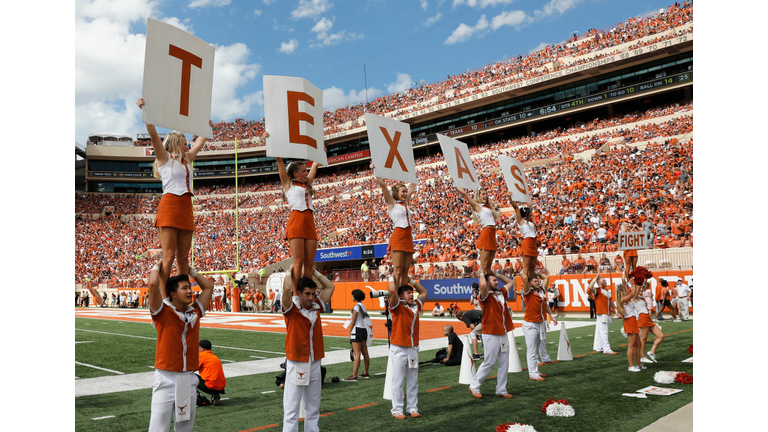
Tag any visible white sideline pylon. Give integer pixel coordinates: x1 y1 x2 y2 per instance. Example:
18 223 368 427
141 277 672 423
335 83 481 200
383 350 393 400
557 322 573 361
507 330 523 373
458 334 476 384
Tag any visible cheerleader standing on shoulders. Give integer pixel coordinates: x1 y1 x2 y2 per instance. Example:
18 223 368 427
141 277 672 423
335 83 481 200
510 196 538 280
372 163 417 290
137 98 212 292
268 132 324 290
455 187 501 278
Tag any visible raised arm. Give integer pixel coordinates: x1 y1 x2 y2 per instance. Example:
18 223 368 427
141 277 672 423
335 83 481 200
187 120 214 162
587 273 600 295
193 269 214 311
455 187 482 213
406 181 418 201
136 98 167 165
148 261 164 313
282 274 293 312
276 157 292 191
371 163 396 207
494 272 516 295
314 269 335 305
509 196 524 226
306 146 325 186
411 278 428 303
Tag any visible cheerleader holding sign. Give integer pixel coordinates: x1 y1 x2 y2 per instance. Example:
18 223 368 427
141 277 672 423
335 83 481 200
265 131 324 291
372 163 417 290
455 187 501 277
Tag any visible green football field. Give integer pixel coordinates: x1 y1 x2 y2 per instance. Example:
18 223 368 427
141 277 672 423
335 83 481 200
75 316 693 431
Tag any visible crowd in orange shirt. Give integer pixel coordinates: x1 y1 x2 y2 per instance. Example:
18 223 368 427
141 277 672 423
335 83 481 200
75 98 692 285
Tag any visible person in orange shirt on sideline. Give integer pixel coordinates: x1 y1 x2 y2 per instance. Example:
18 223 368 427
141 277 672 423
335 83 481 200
588 273 618 355
147 261 213 432
281 269 335 432
254 289 264 312
196 340 226 405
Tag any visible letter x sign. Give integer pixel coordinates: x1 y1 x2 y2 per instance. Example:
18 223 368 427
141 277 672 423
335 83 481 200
141 18 215 139
365 113 418 184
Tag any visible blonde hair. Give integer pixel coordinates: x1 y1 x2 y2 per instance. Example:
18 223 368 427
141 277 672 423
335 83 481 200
391 183 407 201
472 188 491 224
153 131 192 179
615 282 627 316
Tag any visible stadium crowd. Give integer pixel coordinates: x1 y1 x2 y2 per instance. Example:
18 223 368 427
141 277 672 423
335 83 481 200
75 100 692 286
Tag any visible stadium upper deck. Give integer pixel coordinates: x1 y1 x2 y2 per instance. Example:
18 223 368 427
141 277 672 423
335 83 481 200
82 2 692 194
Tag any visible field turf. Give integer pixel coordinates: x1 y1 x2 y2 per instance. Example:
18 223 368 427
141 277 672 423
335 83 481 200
75 316 693 431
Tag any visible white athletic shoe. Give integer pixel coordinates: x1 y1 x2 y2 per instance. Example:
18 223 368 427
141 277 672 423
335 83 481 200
640 357 654 363
647 351 657 362
628 366 641 372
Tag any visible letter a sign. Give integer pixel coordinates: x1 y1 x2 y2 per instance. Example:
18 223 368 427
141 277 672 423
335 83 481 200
498 155 531 204
437 134 478 190
365 113 417 184
263 75 327 166
141 18 215 139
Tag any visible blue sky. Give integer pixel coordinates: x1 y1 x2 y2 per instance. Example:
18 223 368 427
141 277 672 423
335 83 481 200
74 0 674 144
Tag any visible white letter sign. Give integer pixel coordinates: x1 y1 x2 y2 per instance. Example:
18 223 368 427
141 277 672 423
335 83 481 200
498 155 531 204
141 18 215 139
365 113 418 184
618 231 648 251
437 134 478 190
263 75 327 166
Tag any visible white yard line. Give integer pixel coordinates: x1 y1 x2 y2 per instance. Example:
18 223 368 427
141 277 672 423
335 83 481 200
92 416 116 421
75 361 124 375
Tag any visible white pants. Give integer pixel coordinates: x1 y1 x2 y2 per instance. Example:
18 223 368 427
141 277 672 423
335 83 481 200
469 333 509 395
678 298 690 320
596 314 611 352
149 369 197 432
390 345 419 415
522 321 546 377
283 359 322 432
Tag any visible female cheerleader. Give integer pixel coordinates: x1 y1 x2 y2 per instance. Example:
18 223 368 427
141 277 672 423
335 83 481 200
637 281 666 364
136 98 212 290
455 187 501 277
510 197 538 280
620 222 638 276
616 276 643 371
372 163 417 290
343 289 371 381
275 148 322 291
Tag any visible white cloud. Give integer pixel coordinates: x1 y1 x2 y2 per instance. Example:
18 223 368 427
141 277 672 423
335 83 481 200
210 43 263 120
263 0 276 4
490 10 527 30
188 0 231 8
309 16 362 48
532 0 580 20
161 16 193 34
421 0 428 11
291 0 333 19
387 73 413 93
75 0 263 143
452 0 513 8
322 86 383 109
253 9 262 17
279 38 299 54
444 14 488 44
425 12 442 26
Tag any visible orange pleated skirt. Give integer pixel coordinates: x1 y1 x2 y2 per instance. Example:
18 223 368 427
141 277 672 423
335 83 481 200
389 227 414 253
521 237 538 257
285 210 318 240
624 249 638 258
154 192 194 231
637 312 655 328
623 315 639 334
475 226 497 251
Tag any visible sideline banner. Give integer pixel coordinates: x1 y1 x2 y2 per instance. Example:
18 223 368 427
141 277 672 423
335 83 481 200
263 75 327 166
142 18 215 139
365 113 418 184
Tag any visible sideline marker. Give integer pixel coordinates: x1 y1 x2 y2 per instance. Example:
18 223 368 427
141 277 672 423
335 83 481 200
557 322 573 361
507 330 523 373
